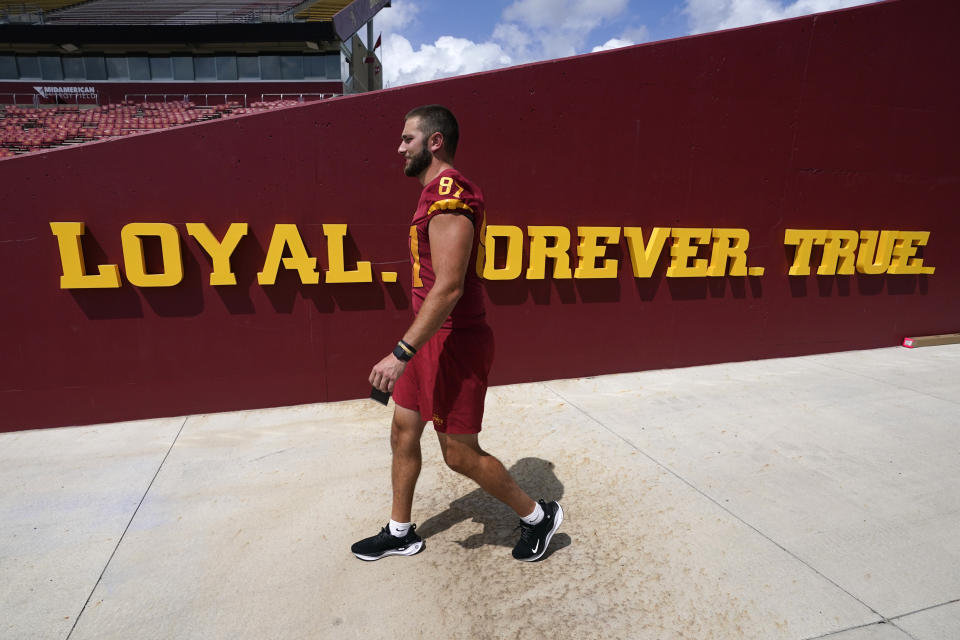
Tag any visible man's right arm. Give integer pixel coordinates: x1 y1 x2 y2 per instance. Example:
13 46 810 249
368 212 474 393
400 212 474 348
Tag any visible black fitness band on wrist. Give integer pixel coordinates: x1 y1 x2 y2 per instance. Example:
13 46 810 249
393 340 416 362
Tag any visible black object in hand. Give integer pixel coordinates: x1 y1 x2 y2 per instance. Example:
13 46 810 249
370 387 391 406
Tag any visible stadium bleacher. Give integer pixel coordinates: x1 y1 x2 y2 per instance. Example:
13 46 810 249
43 0 338 24
0 0 374 142
0 98 315 156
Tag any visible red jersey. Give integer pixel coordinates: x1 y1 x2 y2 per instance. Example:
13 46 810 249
409 168 487 330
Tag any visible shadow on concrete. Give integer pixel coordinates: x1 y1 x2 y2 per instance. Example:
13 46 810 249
418 457 571 559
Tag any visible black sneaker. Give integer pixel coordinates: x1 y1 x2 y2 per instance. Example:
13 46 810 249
512 500 563 562
351 524 424 561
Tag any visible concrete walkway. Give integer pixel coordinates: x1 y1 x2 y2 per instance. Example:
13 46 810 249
2 346 959 640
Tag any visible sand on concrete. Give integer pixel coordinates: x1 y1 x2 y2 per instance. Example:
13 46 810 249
2 346 958 640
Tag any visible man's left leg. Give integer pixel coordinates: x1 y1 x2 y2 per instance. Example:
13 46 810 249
437 432 534 515
437 432 563 561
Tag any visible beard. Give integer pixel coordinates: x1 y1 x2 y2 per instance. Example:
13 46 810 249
404 145 432 177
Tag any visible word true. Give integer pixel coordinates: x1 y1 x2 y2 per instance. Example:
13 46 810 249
783 229 935 276
49 223 934 289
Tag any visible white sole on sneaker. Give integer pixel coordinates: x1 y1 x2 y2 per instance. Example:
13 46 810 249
352 540 424 562
519 502 564 562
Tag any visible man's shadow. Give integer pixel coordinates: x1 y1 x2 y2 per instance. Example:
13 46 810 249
418 457 571 560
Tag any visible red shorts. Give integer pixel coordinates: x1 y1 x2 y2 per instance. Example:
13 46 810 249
393 324 494 434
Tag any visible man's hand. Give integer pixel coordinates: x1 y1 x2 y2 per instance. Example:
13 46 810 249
369 353 407 393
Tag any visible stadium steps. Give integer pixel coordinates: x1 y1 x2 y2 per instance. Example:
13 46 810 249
0 98 318 157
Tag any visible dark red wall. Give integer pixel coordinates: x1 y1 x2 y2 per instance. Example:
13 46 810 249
2 0 958 432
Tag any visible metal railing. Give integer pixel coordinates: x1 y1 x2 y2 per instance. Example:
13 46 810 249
0 92 99 107
0 93 40 107
46 9 298 25
123 93 247 106
257 92 339 103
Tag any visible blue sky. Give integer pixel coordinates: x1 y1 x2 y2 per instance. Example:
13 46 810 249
388 0 687 51
372 0 880 87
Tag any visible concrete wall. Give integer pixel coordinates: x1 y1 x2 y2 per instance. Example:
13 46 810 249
2 0 957 432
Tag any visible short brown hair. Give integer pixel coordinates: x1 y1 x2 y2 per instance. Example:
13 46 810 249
405 104 459 158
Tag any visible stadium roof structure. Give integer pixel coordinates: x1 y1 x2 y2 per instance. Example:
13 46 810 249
0 0 86 11
1 0 388 32
294 0 357 22
44 1 338 25
0 0 389 46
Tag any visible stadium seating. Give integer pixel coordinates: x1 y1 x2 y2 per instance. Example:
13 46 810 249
0 98 319 156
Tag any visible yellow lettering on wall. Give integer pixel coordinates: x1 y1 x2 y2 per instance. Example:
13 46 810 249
322 224 373 283
51 222 937 291
784 229 828 276
49 222 122 289
856 230 896 275
622 227 670 278
888 231 934 275
186 222 248 285
121 223 183 287
667 228 711 277
818 230 859 276
526 226 572 279
482 225 523 280
706 228 750 277
574 226 621 278
257 224 320 285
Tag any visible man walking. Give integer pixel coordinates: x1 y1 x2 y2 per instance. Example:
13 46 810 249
352 105 563 562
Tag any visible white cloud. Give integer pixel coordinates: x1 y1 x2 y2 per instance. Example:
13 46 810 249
382 33 514 86
377 0 514 86
620 25 651 43
591 38 635 53
498 0 630 60
374 0 639 86
683 0 882 34
374 0 419 33
490 22 535 62
374 0 885 87
589 25 651 52
502 0 628 33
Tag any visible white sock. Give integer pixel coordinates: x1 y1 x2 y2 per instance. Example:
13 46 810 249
389 519 412 538
521 502 544 526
